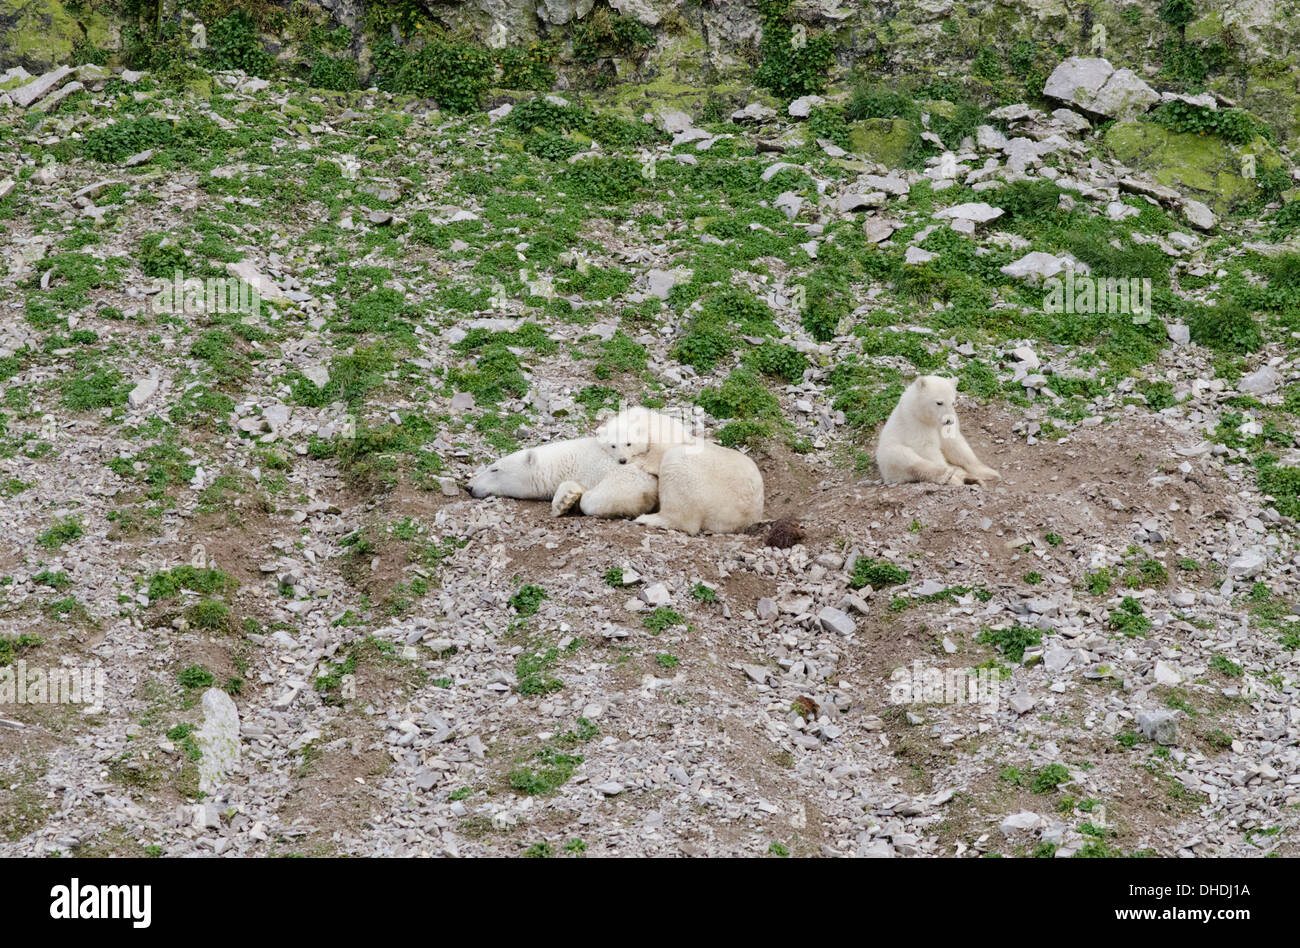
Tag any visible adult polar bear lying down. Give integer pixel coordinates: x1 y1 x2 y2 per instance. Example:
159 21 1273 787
466 408 765 534
465 407 693 518
466 437 657 518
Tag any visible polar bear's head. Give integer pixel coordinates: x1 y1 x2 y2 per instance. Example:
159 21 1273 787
467 446 549 499
595 412 652 465
595 407 691 464
910 375 960 430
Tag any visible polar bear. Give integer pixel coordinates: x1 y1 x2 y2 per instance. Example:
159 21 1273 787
595 406 698 475
598 406 763 535
875 375 1000 486
541 406 696 517
467 438 657 518
635 441 765 535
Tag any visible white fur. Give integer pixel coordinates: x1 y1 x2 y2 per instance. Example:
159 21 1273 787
554 465 659 518
466 437 657 518
467 407 763 530
875 375 1000 486
595 406 697 475
635 441 764 535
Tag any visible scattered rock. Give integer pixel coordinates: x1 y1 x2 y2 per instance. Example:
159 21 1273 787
640 583 671 607
837 191 886 213
1001 251 1067 282
1239 366 1280 396
227 259 288 303
1138 710 1179 746
1228 548 1267 579
1154 661 1182 686
646 269 681 300
999 811 1043 834
861 217 898 243
1043 57 1158 118
1182 199 1216 231
775 190 803 220
818 606 854 636
732 102 777 123
788 96 824 118
934 202 1004 227
128 377 158 408
10 66 75 108
194 689 241 793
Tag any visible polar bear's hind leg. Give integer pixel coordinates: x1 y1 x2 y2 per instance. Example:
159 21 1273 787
634 511 700 535
939 431 1000 483
645 491 704 534
885 446 964 484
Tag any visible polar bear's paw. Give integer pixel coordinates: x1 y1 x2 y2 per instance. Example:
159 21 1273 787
954 465 1000 486
635 512 703 535
940 465 971 485
551 481 585 517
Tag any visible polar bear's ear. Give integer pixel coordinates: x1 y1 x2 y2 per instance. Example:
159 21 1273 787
915 376 928 389
524 449 537 466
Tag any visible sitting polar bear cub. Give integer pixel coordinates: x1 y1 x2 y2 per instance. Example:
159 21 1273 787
467 437 657 518
876 375 1000 486
597 406 764 535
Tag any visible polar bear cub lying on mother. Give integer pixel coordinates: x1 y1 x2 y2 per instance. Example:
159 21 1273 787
466 437 657 518
594 405 696 475
596 406 764 535
467 407 764 534
876 375 1000 486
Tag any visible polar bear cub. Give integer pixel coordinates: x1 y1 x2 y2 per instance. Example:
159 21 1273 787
595 406 698 474
467 438 657 518
876 375 1000 486
547 406 695 518
599 407 763 535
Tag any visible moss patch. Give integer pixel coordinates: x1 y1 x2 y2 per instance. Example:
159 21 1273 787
1104 119 1284 213
0 0 113 71
848 118 917 168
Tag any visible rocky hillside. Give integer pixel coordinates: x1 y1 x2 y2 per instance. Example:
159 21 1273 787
4 2 1300 142
1 2 1300 857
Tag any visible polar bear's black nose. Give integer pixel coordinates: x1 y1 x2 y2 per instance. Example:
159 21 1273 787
619 458 627 464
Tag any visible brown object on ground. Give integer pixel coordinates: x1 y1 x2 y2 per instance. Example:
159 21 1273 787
765 518 805 548
792 695 820 719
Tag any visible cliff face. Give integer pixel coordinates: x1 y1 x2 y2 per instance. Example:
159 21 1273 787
3 1 1299 145
0 0 116 67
